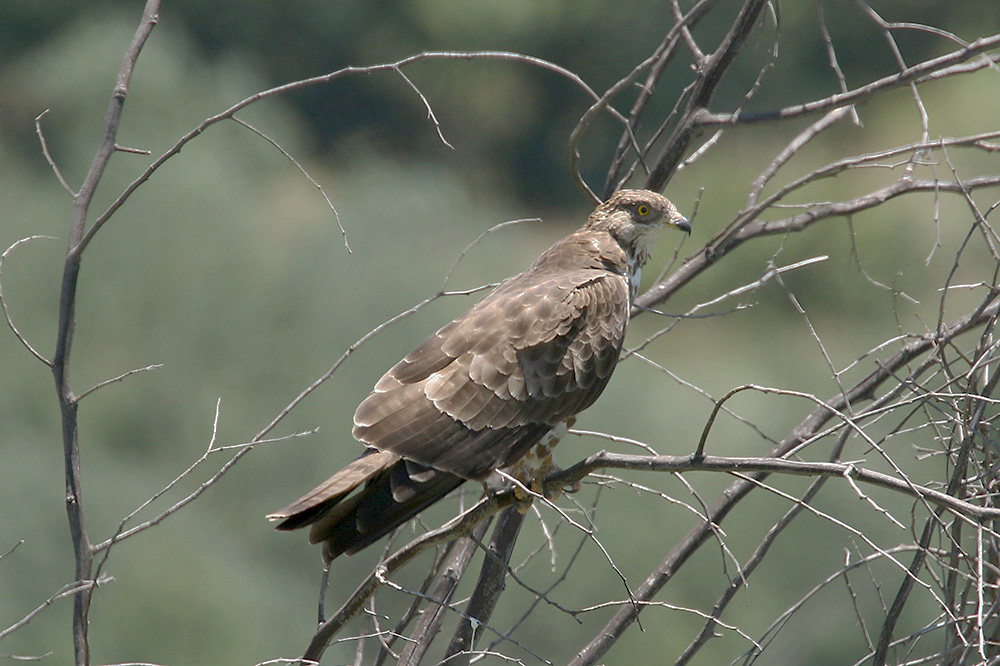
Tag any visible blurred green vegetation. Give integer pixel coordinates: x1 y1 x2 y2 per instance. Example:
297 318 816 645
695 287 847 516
1 2 999 665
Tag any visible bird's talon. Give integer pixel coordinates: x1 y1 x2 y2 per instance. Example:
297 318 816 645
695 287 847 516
512 482 535 513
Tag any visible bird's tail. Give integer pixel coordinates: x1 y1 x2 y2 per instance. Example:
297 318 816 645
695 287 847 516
268 448 464 561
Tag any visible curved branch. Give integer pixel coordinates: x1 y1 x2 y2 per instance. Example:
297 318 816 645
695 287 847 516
79 51 619 256
0 236 56 366
34 110 75 197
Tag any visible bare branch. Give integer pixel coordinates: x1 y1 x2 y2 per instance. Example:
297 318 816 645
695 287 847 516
745 106 854 209
546 450 1000 524
643 0 773 190
817 1 862 126
391 65 455 151
674 445 839 666
49 4 162 664
636 173 1000 314
76 363 163 401
91 402 316 555
572 0 712 201
301 491 519 664
394 521 491 666
602 0 716 197
0 540 23 562
0 575 109 642
444 507 526 665
697 35 1000 127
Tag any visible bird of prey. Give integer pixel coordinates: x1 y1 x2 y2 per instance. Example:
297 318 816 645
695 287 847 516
269 189 690 561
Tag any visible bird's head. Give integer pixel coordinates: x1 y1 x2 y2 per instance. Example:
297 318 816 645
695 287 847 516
587 189 690 266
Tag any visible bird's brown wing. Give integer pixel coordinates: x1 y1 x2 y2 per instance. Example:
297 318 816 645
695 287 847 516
270 266 630 559
353 266 630 477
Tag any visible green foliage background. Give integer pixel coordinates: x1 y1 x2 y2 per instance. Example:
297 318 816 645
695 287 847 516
1 2 999 665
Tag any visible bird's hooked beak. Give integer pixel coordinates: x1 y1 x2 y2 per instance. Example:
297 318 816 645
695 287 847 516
669 210 692 235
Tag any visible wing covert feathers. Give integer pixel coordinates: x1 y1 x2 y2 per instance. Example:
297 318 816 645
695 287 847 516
352 268 630 479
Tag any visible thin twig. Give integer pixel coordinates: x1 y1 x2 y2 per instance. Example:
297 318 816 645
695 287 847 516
34 110 76 197
0 576 109 642
76 364 163 401
231 116 351 252
0 236 56 366
696 35 1000 127
392 65 455 150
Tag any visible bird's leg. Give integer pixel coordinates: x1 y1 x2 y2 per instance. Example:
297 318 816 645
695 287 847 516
531 448 584 500
483 469 535 514
503 418 581 513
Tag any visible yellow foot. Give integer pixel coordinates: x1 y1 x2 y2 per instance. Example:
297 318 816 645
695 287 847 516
514 493 533 514
538 466 583 501
503 417 579 508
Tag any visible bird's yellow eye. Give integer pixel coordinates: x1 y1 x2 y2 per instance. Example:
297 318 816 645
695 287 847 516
637 204 651 217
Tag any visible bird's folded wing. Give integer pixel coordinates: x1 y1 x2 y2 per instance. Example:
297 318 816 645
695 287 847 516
352 269 630 479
